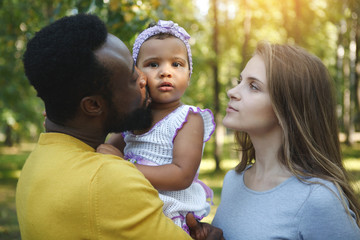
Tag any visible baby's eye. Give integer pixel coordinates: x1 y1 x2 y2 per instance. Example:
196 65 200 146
172 62 181 67
149 62 159 67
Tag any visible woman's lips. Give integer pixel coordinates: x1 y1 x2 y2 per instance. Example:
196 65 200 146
226 104 238 112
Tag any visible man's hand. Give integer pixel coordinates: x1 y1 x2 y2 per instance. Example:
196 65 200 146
186 213 224 240
96 143 124 158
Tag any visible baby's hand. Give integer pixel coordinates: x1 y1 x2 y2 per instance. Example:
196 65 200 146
96 144 124 158
43 111 47 127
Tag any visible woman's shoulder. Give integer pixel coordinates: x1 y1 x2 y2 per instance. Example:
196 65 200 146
225 165 252 177
300 177 339 198
297 177 360 237
297 177 352 216
223 168 247 184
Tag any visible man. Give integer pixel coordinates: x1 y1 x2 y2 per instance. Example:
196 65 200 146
16 14 222 239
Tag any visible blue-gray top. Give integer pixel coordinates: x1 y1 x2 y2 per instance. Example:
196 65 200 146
212 168 360 240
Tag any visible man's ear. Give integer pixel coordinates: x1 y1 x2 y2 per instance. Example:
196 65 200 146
80 96 105 116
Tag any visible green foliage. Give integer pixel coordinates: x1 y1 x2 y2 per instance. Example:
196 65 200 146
342 142 360 159
1 0 359 147
0 154 28 171
0 178 20 240
0 0 161 145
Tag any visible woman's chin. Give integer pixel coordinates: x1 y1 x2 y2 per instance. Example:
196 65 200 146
222 117 236 130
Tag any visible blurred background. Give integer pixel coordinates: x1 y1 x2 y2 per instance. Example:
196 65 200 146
0 0 359 239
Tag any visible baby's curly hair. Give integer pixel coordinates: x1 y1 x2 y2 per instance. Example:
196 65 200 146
23 14 110 124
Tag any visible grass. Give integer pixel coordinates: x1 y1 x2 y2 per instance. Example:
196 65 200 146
0 179 19 240
0 144 33 240
0 142 359 239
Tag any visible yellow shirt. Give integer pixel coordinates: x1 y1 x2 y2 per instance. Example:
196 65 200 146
16 133 191 240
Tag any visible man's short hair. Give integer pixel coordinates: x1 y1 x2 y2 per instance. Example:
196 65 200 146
23 14 110 124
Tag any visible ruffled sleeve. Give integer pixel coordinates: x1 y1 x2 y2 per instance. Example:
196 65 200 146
171 105 215 143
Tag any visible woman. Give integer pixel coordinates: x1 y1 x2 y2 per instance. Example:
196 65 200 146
211 42 360 239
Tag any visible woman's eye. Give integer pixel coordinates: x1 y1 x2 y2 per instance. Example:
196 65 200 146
237 76 242 84
250 83 258 90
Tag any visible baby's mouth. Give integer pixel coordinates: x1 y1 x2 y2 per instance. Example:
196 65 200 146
159 82 173 91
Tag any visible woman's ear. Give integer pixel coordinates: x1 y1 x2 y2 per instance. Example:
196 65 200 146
80 96 105 116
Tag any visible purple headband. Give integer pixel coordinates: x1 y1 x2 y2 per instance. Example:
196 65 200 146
132 20 193 77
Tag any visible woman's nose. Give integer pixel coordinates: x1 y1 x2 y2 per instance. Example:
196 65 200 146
227 85 240 100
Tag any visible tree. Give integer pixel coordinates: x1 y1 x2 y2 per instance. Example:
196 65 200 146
0 0 159 145
1 0 359 163
210 0 222 170
332 0 360 145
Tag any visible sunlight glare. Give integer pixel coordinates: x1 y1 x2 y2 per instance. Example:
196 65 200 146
344 159 360 171
195 0 209 15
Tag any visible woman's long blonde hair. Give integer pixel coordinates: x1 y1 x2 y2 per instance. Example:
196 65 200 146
234 42 360 226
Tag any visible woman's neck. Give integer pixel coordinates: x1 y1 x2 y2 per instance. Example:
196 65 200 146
244 127 292 191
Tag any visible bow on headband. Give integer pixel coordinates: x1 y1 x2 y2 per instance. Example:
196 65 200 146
157 20 191 40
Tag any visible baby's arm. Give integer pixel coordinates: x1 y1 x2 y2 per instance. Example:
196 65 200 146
97 133 126 158
106 133 126 152
135 112 204 191
97 143 124 158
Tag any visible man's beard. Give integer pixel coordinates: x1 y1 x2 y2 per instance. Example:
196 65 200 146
105 99 152 134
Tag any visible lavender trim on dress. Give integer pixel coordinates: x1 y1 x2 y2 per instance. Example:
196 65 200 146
124 152 158 166
171 212 205 235
132 20 193 77
194 173 214 205
172 106 216 143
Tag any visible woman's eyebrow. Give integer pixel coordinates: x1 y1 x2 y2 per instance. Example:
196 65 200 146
241 75 264 85
249 76 262 82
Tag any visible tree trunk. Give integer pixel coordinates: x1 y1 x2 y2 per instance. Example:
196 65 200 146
354 12 360 131
212 0 221 171
346 12 358 145
4 124 13 147
240 0 251 70
336 19 346 131
293 0 302 44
